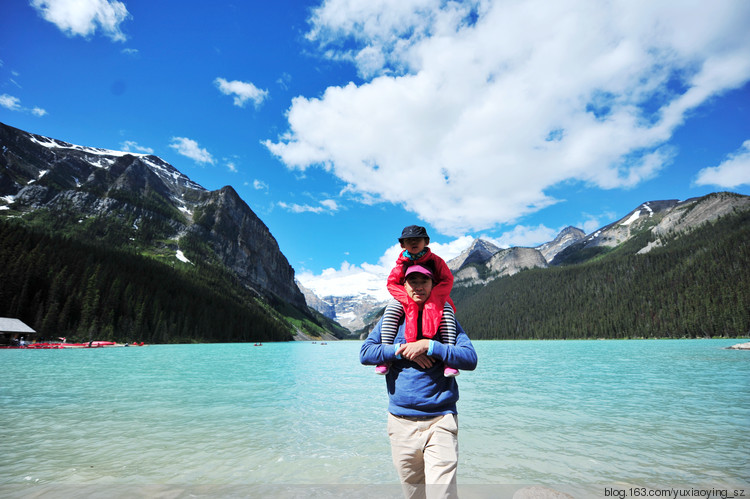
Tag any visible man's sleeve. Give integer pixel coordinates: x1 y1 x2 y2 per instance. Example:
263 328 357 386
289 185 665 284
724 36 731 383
360 319 402 365
427 321 478 371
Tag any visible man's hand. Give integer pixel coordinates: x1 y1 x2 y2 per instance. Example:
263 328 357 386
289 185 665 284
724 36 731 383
410 354 435 369
396 339 434 368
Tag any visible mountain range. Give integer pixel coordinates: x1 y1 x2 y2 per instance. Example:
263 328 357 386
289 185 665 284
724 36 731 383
307 193 750 334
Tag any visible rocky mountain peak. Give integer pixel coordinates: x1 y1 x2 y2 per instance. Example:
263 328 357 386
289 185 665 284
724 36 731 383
536 226 585 262
447 238 501 271
189 185 307 310
453 244 548 286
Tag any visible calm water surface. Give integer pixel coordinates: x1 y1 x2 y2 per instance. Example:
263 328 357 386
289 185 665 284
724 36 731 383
1 339 748 497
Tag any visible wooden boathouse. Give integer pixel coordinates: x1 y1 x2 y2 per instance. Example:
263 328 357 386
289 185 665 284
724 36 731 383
0 318 37 346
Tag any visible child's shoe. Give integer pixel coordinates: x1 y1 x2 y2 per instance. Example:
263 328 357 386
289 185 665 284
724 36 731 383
375 364 389 375
444 366 459 377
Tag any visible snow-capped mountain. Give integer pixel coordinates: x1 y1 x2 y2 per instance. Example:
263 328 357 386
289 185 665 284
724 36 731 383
296 266 392 331
0 121 307 311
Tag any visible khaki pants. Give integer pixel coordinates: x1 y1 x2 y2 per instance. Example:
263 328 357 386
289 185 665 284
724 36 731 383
387 413 459 499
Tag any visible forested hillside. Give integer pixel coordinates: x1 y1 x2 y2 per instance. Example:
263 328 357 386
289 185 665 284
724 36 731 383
0 218 331 343
452 209 750 339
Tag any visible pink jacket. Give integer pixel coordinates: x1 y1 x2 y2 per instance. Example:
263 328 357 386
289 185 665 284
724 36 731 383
387 248 454 343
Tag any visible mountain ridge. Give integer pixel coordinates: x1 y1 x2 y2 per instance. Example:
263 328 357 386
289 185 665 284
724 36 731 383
1 121 307 312
452 204 750 339
305 191 750 334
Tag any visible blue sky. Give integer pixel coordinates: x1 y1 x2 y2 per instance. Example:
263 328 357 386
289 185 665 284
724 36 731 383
2 0 749 300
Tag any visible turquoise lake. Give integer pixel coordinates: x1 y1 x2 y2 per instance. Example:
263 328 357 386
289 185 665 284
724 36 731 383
1 339 748 498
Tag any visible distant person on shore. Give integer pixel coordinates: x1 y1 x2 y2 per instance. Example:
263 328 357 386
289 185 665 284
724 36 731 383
376 225 459 378
360 265 477 498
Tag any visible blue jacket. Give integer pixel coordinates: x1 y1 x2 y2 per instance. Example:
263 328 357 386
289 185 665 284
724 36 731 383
360 317 478 417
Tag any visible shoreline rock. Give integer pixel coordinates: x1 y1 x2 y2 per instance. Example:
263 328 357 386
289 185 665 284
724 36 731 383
726 342 750 350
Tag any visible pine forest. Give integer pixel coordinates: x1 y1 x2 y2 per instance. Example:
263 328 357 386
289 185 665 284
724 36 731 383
0 218 295 344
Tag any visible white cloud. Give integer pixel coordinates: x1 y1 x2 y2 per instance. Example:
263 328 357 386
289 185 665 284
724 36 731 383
266 0 750 236
30 0 131 42
319 199 339 211
214 77 268 108
253 179 269 191
0 94 21 111
226 161 238 173
169 137 215 165
1 93 47 116
278 199 339 214
121 140 154 154
694 140 750 188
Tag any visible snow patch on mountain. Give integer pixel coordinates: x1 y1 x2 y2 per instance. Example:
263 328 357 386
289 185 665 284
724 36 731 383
28 134 148 158
620 203 656 226
620 209 641 226
176 250 193 264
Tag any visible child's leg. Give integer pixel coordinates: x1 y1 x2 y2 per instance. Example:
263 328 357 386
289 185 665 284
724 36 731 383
440 302 457 346
440 303 459 377
376 300 404 374
381 300 404 345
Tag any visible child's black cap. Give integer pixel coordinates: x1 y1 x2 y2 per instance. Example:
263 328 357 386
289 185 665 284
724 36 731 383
399 225 429 241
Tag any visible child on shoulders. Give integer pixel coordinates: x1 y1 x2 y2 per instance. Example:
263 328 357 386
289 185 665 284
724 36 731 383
377 225 458 377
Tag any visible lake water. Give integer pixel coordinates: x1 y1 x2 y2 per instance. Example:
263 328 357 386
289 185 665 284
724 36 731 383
1 339 748 498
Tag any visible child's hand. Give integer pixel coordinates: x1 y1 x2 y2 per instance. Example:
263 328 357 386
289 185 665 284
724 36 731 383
396 339 431 362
